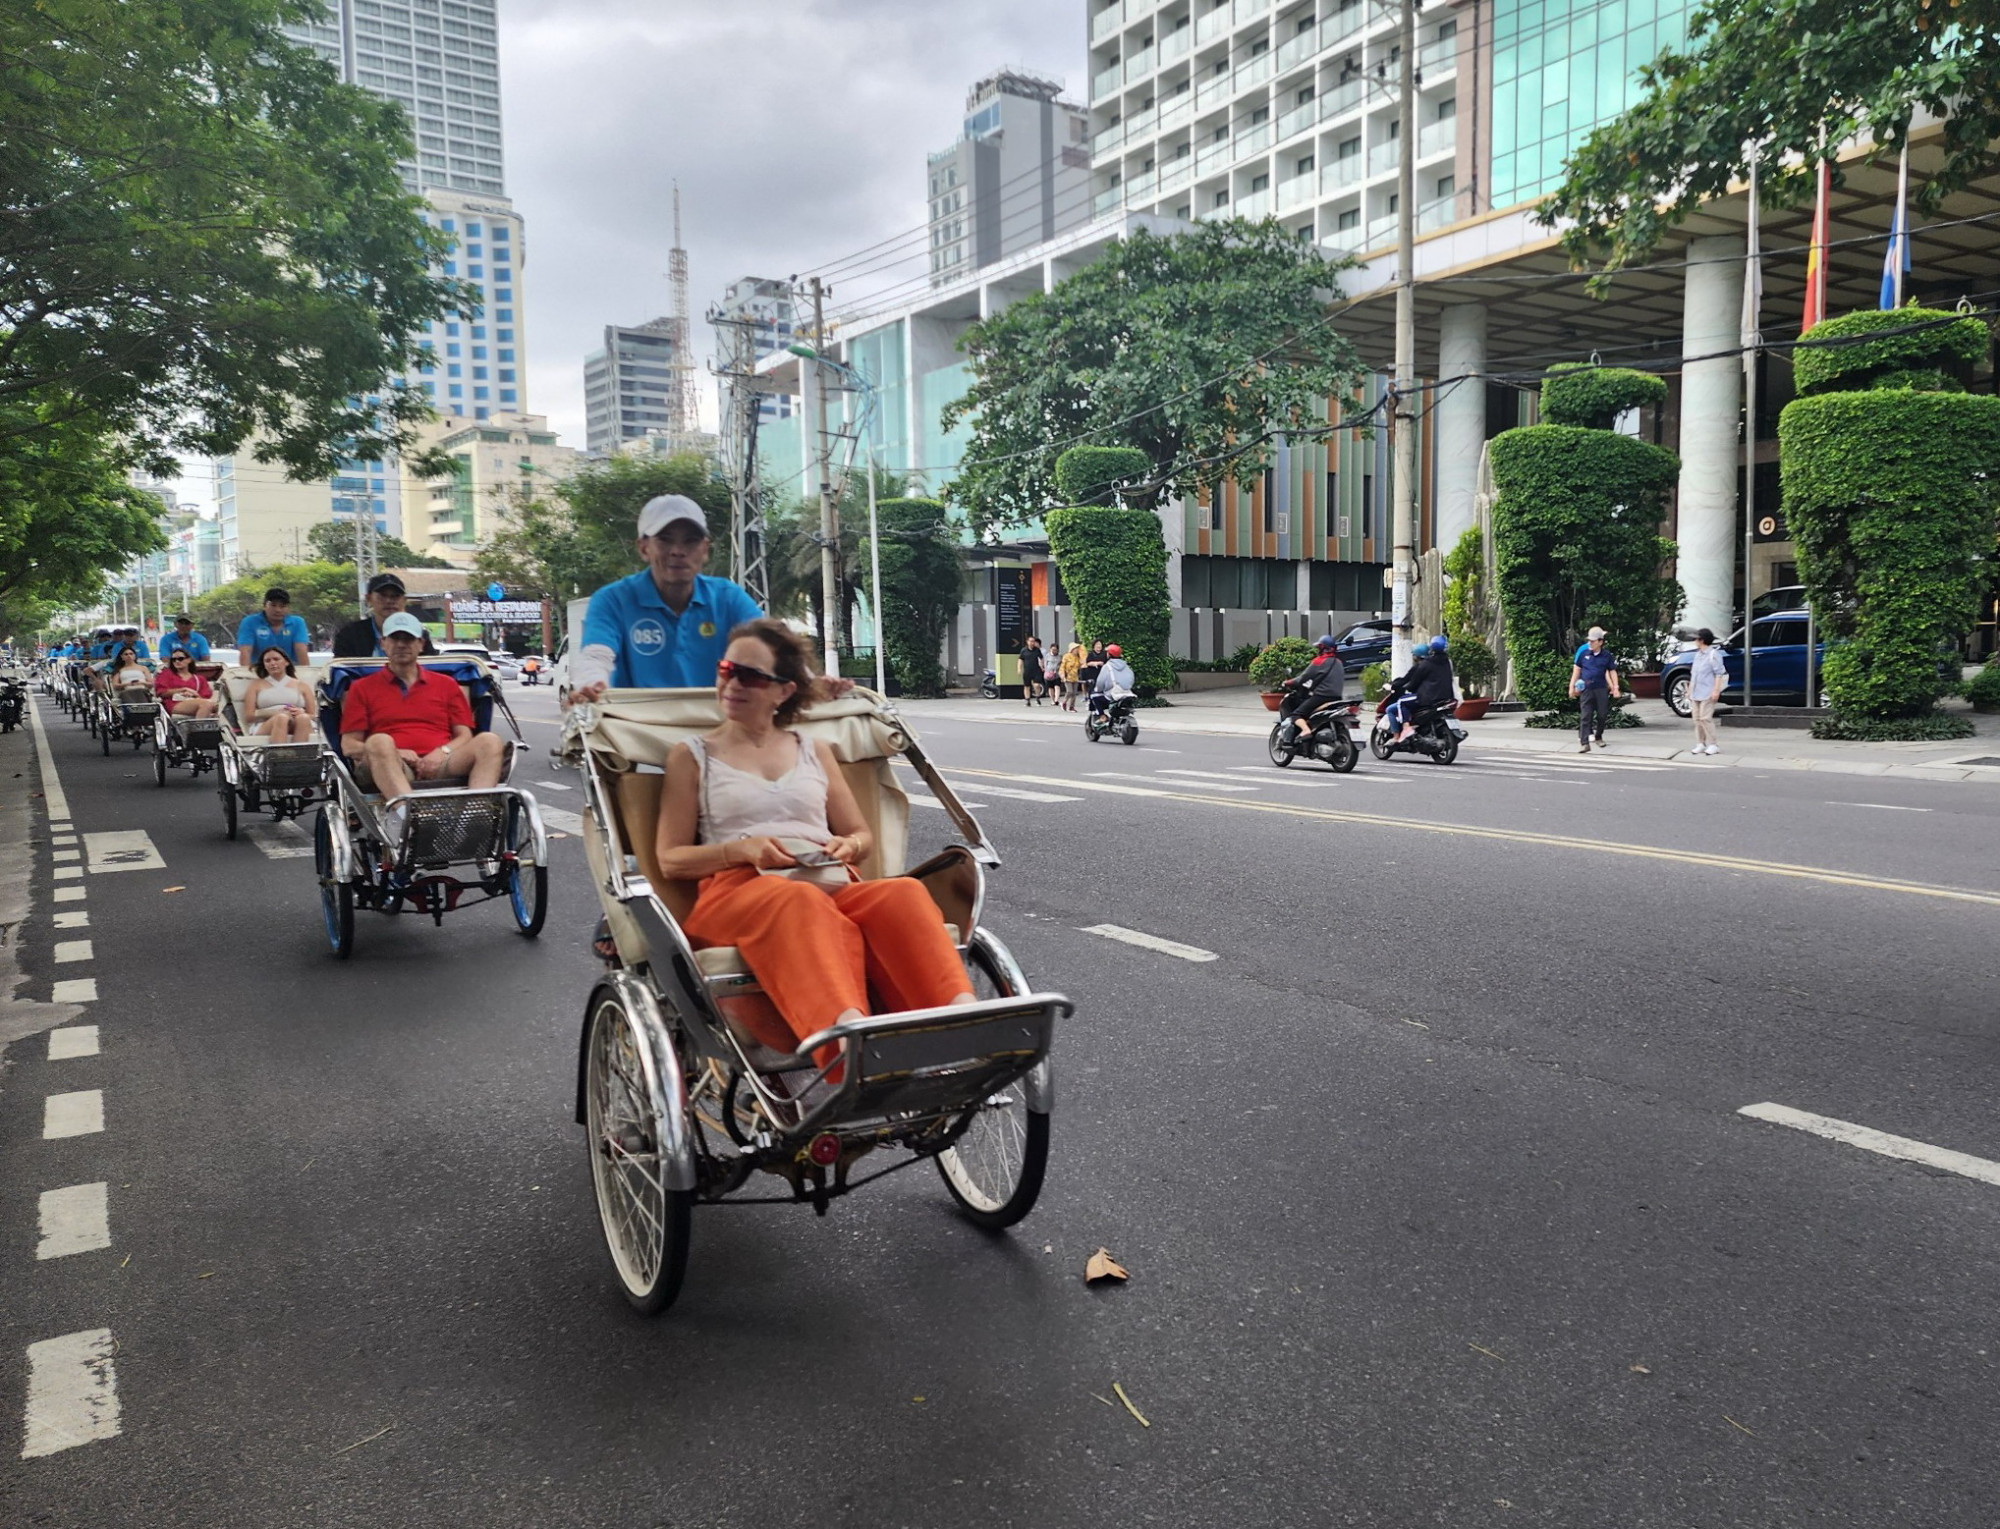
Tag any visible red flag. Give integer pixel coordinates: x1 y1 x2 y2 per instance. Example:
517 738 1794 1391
1800 157 1831 335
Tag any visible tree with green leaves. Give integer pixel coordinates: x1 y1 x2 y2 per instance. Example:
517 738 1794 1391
943 220 1363 530
475 454 729 616
186 561 367 644
1537 0 2000 274
0 0 465 476
303 521 454 570
0 406 166 610
867 498 964 697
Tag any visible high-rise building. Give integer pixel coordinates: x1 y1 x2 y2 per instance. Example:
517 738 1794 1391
927 71 1093 280
583 320 680 455
714 278 799 425
398 411 581 568
219 2 528 577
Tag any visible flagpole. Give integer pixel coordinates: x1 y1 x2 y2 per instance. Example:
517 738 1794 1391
1894 140 1910 308
1741 149 1762 705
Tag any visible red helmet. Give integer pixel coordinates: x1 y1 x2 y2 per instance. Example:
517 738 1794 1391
1105 644 1122 657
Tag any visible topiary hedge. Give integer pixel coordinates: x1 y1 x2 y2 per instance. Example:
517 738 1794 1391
1045 503 1175 691
1780 312 2000 732
1790 308 1989 397
1053 445 1152 506
1963 664 2000 713
868 497 963 697
1538 362 1669 430
1488 368 1681 711
1247 636 1316 691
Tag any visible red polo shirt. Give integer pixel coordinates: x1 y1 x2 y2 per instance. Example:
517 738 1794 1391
340 666 473 755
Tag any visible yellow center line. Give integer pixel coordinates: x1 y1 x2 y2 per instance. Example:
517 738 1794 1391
942 766 2000 909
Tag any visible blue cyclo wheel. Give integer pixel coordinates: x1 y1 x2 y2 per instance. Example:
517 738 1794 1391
313 808 355 958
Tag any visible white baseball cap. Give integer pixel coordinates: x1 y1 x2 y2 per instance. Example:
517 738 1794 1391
381 612 427 639
637 495 709 539
1586 626 1607 641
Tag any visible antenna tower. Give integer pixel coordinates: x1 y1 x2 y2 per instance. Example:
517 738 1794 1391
667 184 698 446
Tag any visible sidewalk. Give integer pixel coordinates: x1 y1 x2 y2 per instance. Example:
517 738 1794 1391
911 687 2000 783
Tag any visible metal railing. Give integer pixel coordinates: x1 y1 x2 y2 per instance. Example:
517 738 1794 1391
1125 44 1155 83
1159 93 1193 130
1235 118 1273 156
1418 35 1456 75
1195 4 1232 45
1094 186 1125 216
1322 155 1364 192
1236 186 1273 219
1093 64 1122 100
1161 24 1192 61
1275 27 1319 72
1277 99 1319 141
1322 4 1366 47
1417 119 1454 159
1196 70 1235 109
1277 174 1318 211
1368 139 1399 175
1094 120 1126 155
1196 136 1236 175
1236 51 1274 89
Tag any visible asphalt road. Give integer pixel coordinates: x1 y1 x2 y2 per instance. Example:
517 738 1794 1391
3 684 1997 1528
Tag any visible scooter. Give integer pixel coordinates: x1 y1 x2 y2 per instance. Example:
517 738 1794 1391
1084 688 1139 745
1368 696 1466 765
1268 695 1360 771
0 674 24 734
979 668 1000 700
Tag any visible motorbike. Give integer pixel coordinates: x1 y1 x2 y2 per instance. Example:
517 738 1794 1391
1267 693 1360 771
1084 687 1139 745
0 674 24 733
1368 695 1466 765
979 668 1000 700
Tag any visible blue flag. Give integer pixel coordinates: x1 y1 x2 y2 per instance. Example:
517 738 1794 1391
1880 144 1910 309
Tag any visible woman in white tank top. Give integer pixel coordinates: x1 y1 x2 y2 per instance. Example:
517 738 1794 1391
654 618 974 1069
245 647 314 742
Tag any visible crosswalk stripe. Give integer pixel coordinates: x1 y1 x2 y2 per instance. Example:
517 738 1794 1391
36 1184 110 1260
938 780 1081 803
21 1329 121 1457
1083 771 1259 793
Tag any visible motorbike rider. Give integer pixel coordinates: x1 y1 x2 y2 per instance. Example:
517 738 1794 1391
1089 643 1136 716
1279 634 1346 738
1386 636 1455 742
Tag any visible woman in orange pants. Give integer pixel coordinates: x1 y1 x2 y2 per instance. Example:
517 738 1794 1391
656 619 974 1065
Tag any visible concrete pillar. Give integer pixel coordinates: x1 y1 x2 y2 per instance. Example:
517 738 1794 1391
1434 302 1487 553
1676 234 1745 635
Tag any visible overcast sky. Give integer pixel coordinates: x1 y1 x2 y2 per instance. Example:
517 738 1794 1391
502 0 1083 444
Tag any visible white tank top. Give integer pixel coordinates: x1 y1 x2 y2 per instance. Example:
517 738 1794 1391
685 732 829 845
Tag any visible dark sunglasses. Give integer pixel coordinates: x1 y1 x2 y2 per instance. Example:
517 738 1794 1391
716 658 783 690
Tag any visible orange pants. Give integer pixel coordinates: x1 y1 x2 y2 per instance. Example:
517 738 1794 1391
684 868 971 1053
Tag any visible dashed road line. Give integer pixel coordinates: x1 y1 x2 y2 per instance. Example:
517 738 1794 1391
1827 801 1931 813
1739 1103 2000 1189
937 780 1080 803
82 830 164 874
1083 770 1260 793
42 1090 103 1139
52 941 93 964
538 805 584 834
47 1026 99 1060
50 979 97 1004
911 795 989 810
36 1184 111 1260
52 887 86 904
1080 923 1219 963
21 1329 121 1458
25 694 70 820
52 911 88 929
242 822 314 860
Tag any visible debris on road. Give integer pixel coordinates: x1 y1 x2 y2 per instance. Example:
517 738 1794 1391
1112 1382 1150 1428
1468 1343 1506 1362
1085 1247 1129 1284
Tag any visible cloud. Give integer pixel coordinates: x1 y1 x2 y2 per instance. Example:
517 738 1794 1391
498 0 1083 445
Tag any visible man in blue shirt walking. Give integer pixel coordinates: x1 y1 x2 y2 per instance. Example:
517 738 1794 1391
1568 625 1624 753
569 495 764 702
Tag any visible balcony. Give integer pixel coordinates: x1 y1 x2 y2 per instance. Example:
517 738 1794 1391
1366 211 1397 245
1368 139 1399 175
1235 51 1274 90
1095 186 1125 216
1161 24 1192 61
1094 120 1126 155
1196 70 1234 109
1158 92 1192 130
1322 155 1363 192
1159 158 1193 195
1091 2 1124 43
1195 4 1232 45
1418 119 1454 159
1127 102 1159 138
1275 28 1319 73
1276 98 1319 141
1276 174 1318 211
1235 0 1271 19
1319 78 1365 120
1093 63 1122 99
1128 168 1158 201
1125 44 1155 83
1417 196 1455 232
1235 118 1273 156
1196 136 1235 175
1323 4 1365 46
1237 186 1273 219
1418 35 1456 76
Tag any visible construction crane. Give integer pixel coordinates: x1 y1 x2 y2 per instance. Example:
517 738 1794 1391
666 184 698 447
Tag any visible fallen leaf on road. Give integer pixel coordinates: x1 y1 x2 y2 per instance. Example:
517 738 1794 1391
1112 1382 1150 1428
335 1424 394 1454
1085 1248 1129 1284
197 1271 215 1279
1723 1414 1755 1437
1469 1343 1506 1362
1090 1393 1115 1408
1630 1363 1651 1375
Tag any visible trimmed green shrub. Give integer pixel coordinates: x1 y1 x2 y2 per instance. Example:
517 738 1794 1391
867 497 962 698
1526 702 1645 729
1538 363 1669 430
1963 665 2000 713
1810 711 1974 741
1359 661 1389 702
1781 379 2000 724
1441 525 1499 696
1791 308 1989 397
1488 421 1681 711
1053 445 1152 506
1248 636 1316 690
1045 504 1175 690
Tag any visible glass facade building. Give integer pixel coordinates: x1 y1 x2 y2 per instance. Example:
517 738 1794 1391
1487 0 1692 209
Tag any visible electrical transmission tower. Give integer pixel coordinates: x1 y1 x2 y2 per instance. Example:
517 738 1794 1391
711 305 769 608
666 183 699 449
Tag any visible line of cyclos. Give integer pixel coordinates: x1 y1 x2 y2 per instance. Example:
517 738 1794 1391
23 624 547 958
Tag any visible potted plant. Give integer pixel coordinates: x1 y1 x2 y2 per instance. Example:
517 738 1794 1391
1442 525 1499 720
1248 636 1316 711
1450 632 1497 721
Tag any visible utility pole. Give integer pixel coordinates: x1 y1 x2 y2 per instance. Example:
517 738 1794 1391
710 304 769 608
807 276 841 676
1389 0 1418 677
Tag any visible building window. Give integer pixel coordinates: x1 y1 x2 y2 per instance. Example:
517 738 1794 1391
1297 154 1315 174
1251 172 1269 191
1339 137 1359 159
1212 190 1229 208
1337 208 1359 230
499 388 517 403
1437 97 1457 120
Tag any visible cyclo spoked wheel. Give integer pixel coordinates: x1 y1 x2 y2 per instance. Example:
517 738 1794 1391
937 941 1050 1230
313 808 355 958
584 989 692 1314
153 747 167 786
506 804 548 937
1267 721 1295 767
220 778 238 839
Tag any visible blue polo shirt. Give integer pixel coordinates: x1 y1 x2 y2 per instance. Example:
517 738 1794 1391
582 570 764 688
159 632 211 663
1573 645 1619 690
236 612 310 665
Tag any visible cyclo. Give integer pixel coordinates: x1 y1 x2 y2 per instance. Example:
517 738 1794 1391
311 656 548 957
152 661 227 786
215 664 328 837
562 688 1068 1315
92 660 159 756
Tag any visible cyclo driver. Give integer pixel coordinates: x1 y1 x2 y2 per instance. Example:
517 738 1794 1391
1278 634 1346 737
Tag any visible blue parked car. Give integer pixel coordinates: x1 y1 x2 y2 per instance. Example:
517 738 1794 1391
1661 611 1825 716
1333 618 1393 674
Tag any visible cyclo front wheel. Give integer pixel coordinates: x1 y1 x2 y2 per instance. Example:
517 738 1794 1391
584 988 692 1314
937 938 1051 1230
313 808 355 958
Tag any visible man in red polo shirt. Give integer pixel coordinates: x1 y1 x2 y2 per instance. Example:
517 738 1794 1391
339 613 506 798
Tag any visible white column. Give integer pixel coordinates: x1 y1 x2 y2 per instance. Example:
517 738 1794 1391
1434 302 1487 553
1676 234 1745 635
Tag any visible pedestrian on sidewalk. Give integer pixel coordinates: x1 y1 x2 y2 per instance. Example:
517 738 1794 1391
1057 639 1085 710
1688 627 1726 756
1018 636 1046 706
1079 640 1107 695
1568 626 1622 753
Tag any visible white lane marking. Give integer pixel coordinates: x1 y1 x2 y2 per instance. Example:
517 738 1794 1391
1080 923 1219 963
52 911 88 929
43 1090 103 1139
539 805 584 834
21 1329 121 1457
531 778 573 791
1480 750 1669 772
242 822 314 860
26 691 70 820
51 849 79 863
938 780 1081 803
47 1026 99 1060
52 887 86 904
1084 771 1260 793
911 795 988 810
36 1184 110 1260
50 979 97 1004
82 831 165 874
1827 802 1932 813
1222 765 1401 785
1739 1103 2000 1188
53 867 82 881
51 835 76 847
53 941 93 964
1152 767 1274 783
